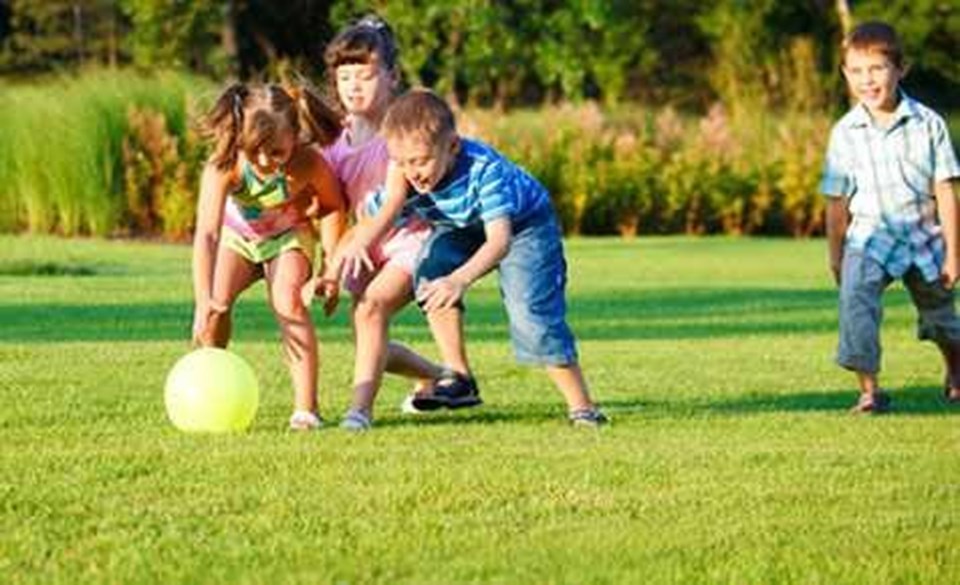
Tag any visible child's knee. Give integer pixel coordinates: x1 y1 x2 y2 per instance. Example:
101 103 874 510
354 296 390 324
272 289 308 321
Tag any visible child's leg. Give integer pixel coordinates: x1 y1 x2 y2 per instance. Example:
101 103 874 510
545 363 594 412
902 267 960 401
350 265 441 416
837 250 891 408
200 246 261 347
498 210 593 409
264 250 317 414
425 307 472 376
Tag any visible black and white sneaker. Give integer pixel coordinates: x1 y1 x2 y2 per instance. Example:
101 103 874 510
411 370 482 411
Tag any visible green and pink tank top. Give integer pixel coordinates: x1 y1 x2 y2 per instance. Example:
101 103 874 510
223 161 309 241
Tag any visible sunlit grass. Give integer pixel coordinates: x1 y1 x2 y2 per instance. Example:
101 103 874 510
1 234 958 584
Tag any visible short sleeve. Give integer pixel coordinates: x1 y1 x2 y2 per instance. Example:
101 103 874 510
476 159 515 223
819 124 856 198
931 115 960 183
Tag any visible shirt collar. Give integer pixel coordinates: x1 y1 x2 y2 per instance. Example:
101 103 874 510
846 90 919 129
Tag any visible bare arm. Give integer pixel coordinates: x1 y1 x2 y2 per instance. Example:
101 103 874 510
825 197 848 286
309 154 347 276
936 179 960 288
335 163 410 277
192 163 233 333
418 217 511 312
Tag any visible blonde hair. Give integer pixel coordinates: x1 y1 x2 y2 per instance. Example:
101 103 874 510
381 88 456 145
201 82 343 171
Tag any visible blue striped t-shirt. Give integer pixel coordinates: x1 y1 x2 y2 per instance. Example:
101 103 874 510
366 138 550 229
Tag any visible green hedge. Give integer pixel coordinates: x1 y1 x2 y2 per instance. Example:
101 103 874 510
5 70 953 239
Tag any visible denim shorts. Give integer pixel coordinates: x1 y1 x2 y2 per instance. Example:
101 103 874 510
414 205 578 366
837 249 960 373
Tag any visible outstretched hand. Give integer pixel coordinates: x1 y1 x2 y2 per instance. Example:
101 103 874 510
301 276 340 317
416 276 467 312
336 238 375 281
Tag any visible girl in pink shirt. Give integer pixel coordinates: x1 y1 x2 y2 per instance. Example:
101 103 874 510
307 16 441 430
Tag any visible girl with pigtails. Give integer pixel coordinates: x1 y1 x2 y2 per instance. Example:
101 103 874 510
192 82 345 431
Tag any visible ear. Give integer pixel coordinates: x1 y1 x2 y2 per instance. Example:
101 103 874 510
448 134 460 157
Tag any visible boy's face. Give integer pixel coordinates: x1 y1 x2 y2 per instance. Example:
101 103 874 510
386 131 459 194
842 48 903 116
335 59 394 116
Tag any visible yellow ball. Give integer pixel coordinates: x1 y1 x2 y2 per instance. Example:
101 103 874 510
164 348 259 432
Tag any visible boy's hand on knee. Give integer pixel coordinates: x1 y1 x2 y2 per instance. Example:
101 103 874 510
417 276 467 311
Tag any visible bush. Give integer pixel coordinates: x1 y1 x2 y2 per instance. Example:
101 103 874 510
0 69 211 237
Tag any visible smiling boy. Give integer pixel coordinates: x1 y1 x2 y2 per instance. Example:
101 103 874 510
343 88 607 426
822 21 960 413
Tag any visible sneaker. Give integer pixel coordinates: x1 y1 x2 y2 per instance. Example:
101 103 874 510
340 409 372 432
568 408 609 428
289 410 323 431
849 391 891 415
411 370 482 411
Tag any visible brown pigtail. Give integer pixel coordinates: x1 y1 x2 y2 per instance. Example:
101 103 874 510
291 83 343 147
201 83 249 171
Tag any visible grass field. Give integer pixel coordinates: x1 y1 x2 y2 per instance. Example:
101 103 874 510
1 234 958 584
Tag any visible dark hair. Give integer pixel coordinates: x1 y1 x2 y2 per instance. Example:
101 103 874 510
382 88 456 144
201 82 342 171
843 21 904 69
324 15 399 98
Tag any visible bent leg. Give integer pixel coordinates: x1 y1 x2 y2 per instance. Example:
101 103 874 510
199 245 261 347
351 266 440 415
265 249 318 414
903 266 960 400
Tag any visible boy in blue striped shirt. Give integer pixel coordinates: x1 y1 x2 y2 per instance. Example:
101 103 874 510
822 21 960 413
341 89 606 426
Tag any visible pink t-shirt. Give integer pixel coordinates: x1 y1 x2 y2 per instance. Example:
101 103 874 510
323 132 389 218
323 131 430 286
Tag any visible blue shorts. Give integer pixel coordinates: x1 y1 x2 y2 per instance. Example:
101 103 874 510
837 249 960 373
414 206 578 366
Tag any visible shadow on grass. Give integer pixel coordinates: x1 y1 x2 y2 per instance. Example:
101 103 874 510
2 286 892 343
598 384 959 417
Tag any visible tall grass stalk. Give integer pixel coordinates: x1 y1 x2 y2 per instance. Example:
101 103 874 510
0 70 208 236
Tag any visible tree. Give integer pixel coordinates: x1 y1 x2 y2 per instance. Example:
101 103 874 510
2 0 125 72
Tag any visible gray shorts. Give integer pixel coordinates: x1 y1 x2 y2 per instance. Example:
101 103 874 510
837 249 960 373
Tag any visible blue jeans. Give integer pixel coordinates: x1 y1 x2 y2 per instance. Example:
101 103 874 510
414 206 578 365
837 249 960 373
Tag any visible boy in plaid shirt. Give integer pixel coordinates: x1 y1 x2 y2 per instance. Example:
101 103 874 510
822 21 960 413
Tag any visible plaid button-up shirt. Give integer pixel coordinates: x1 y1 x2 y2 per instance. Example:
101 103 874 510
820 93 960 281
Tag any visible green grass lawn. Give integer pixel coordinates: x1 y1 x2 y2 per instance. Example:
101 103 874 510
1 235 958 585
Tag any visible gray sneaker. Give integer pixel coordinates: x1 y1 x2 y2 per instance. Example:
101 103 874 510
568 408 609 428
340 409 372 432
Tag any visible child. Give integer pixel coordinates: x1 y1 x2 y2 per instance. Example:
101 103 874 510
193 82 345 430
822 21 960 413
306 15 444 431
341 88 607 427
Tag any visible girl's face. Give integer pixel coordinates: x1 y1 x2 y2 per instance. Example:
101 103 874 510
335 58 395 117
386 131 459 194
247 129 296 177
842 48 903 117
